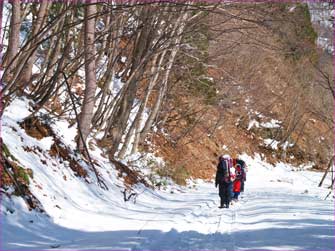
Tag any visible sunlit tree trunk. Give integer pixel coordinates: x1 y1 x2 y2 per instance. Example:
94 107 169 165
3 0 20 80
78 1 97 153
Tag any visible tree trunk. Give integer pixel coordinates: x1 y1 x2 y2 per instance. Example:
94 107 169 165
3 0 20 80
137 54 172 146
106 8 154 158
16 1 49 93
96 9 111 65
319 156 334 187
77 1 97 152
137 12 189 148
118 52 164 158
129 51 168 156
33 14 66 103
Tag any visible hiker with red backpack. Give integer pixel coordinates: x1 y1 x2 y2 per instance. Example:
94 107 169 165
215 154 234 208
232 164 243 201
235 158 247 193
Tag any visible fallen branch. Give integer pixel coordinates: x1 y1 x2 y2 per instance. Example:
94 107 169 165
319 156 334 187
324 189 333 200
122 188 137 203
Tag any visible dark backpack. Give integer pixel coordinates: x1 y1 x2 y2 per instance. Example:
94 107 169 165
219 157 232 183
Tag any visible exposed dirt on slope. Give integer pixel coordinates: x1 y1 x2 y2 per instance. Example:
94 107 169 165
147 100 259 181
147 3 333 183
110 158 152 188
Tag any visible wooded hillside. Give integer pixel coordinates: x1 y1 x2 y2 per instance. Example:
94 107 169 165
1 1 333 187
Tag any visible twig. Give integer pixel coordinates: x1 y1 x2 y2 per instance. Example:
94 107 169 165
324 190 333 200
122 188 137 203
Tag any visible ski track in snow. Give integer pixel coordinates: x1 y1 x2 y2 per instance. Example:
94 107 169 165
1 99 334 250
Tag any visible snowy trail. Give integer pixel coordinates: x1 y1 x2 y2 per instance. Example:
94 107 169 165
133 188 329 251
132 187 333 251
2 145 334 251
2 176 334 250
1 99 334 250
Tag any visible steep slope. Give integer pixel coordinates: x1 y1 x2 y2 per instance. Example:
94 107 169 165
148 3 333 182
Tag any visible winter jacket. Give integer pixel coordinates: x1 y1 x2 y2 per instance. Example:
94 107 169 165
233 179 241 193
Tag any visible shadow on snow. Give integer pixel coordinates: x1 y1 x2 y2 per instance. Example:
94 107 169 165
2 216 334 250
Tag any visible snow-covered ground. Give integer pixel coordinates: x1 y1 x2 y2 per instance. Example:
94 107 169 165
308 2 334 55
1 98 334 250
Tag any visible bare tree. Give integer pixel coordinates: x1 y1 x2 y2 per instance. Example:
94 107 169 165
16 1 49 94
137 11 190 151
78 1 98 153
3 0 20 81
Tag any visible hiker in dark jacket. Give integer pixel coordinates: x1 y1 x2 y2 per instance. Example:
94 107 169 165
215 155 233 208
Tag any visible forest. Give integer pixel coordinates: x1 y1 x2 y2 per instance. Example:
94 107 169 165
0 1 334 250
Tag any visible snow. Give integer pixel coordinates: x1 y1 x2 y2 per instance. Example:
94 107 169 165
116 99 150 156
282 140 295 150
32 64 40 75
121 56 127 63
1 2 10 51
51 120 77 149
111 76 124 96
2 3 334 249
222 145 229 151
308 2 333 29
1 99 334 250
264 138 280 150
308 2 334 55
255 111 264 118
288 6 296 13
248 118 281 131
38 137 54 151
317 36 334 54
260 119 281 128
247 119 259 130
3 97 32 121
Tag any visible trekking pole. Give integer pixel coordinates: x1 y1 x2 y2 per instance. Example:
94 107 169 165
62 72 108 190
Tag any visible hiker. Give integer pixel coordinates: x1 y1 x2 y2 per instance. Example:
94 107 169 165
236 158 247 192
232 164 243 201
215 154 233 208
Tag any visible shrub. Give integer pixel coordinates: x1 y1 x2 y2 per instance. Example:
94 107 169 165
171 165 190 186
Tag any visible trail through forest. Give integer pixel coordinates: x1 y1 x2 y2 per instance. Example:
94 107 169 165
1 2 334 251
2 146 334 250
